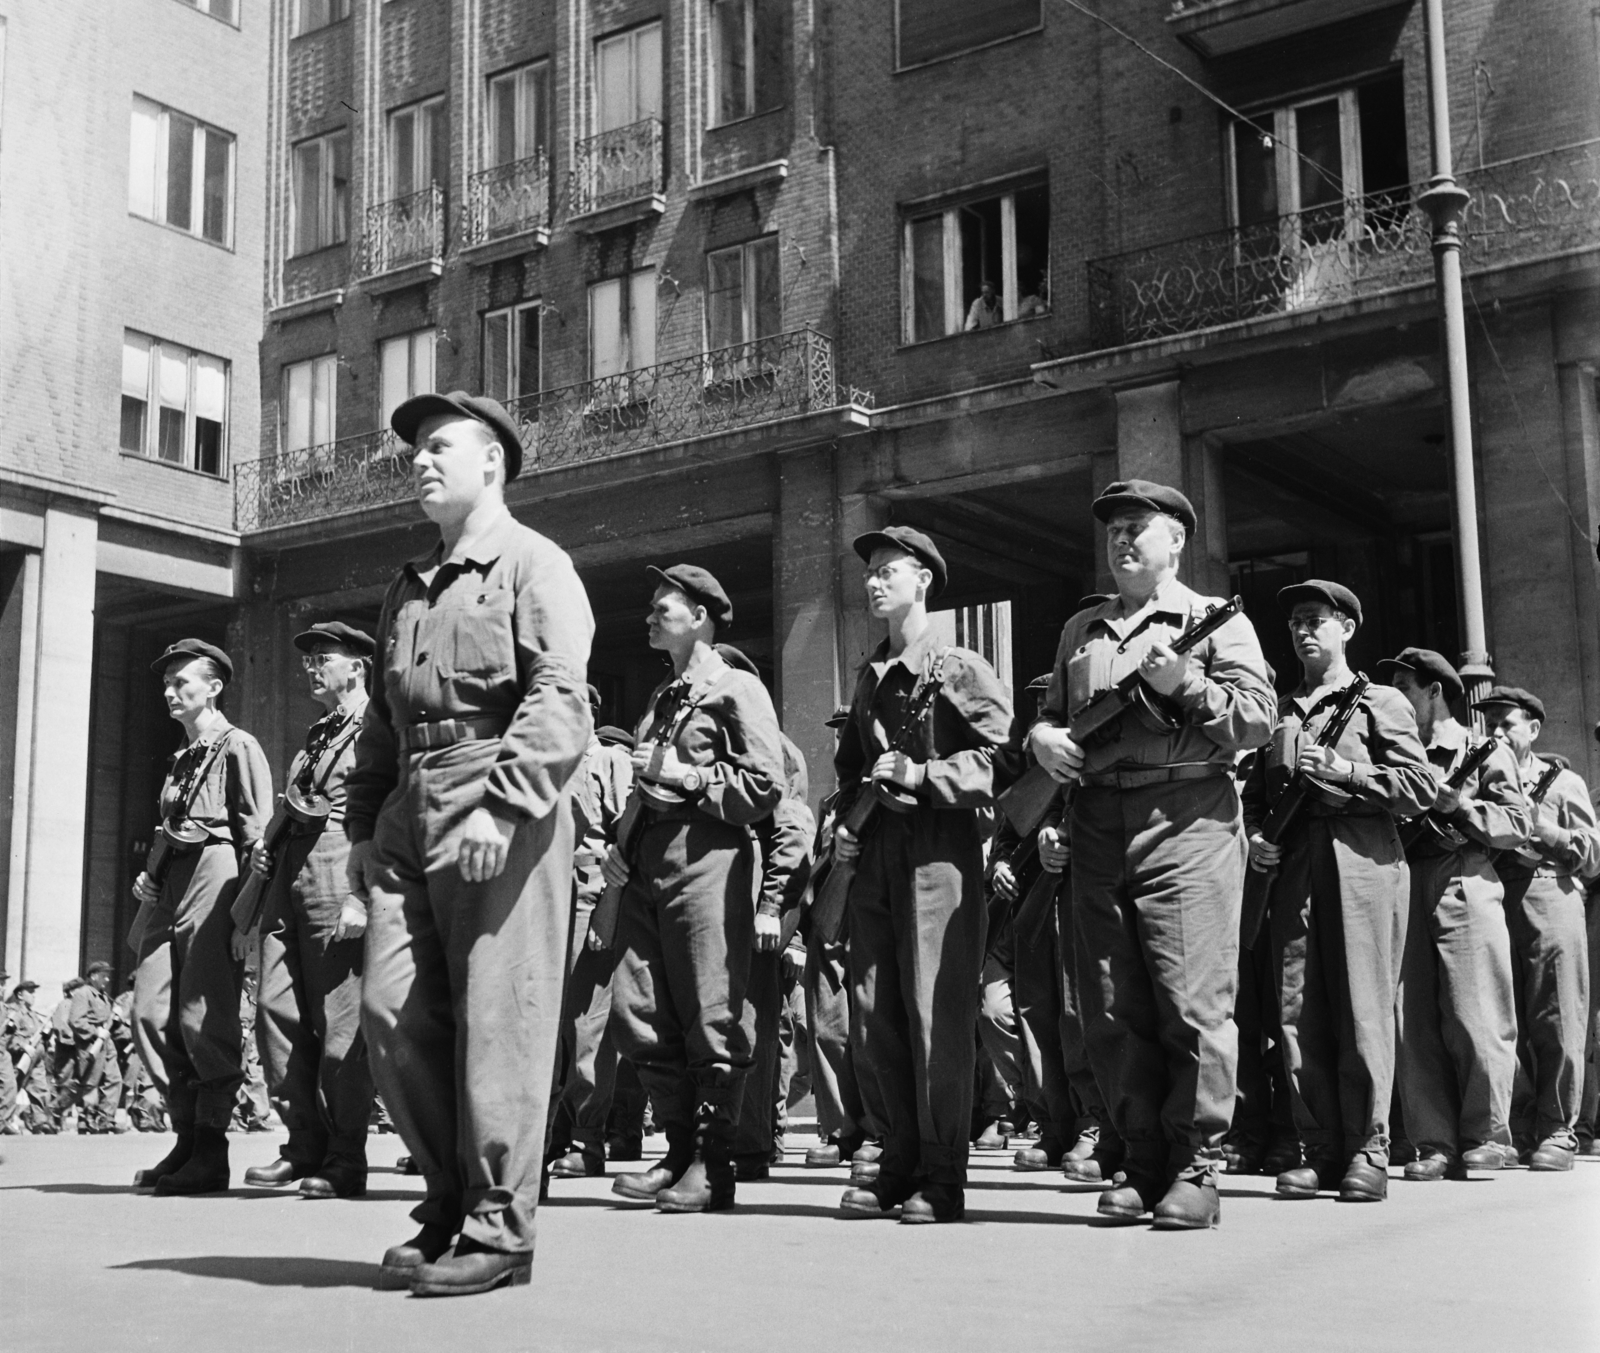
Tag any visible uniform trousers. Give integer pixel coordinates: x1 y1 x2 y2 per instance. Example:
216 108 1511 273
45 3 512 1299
1013 890 1079 1147
73 1040 122 1130
1501 867 1590 1147
977 947 1023 1122
848 808 986 1188
548 906 621 1154
1070 776 1242 1186
611 818 757 1128
257 829 373 1172
1054 883 1114 1142
804 930 865 1144
132 843 246 1132
734 951 783 1159
1397 850 1519 1155
1580 890 1600 1143
1230 927 1295 1153
1269 814 1409 1166
362 741 574 1255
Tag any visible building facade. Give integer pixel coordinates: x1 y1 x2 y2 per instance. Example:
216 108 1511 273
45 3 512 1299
0 0 266 1001
1 0 1596 994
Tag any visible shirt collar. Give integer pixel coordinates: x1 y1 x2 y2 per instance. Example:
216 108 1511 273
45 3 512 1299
1090 575 1191 639
869 623 944 681
1425 717 1469 754
673 647 729 704
405 507 518 575
1289 671 1362 717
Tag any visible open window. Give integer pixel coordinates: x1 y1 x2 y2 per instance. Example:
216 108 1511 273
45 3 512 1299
706 236 781 380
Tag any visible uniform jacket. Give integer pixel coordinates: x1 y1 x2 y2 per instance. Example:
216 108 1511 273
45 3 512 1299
1037 577 1275 775
280 696 368 831
756 733 815 919
1410 719 1530 857
346 509 596 841
158 716 274 850
1495 758 1600 881
631 647 785 828
1243 676 1435 831
68 984 112 1047
834 628 1014 820
571 735 633 910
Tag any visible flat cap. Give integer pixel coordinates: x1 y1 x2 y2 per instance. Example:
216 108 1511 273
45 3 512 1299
825 704 852 729
12 979 38 993
1376 647 1462 702
714 643 761 679
293 621 375 657
1092 479 1197 536
86 961 112 976
852 525 948 599
585 684 603 710
1278 580 1363 628
1472 685 1545 721
647 564 733 627
596 724 635 749
390 390 526 481
1025 672 1052 692
151 638 233 683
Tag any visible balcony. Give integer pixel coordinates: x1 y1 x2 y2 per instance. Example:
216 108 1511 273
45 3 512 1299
1084 140 1600 350
233 329 870 533
464 152 551 260
1166 0 1407 59
569 117 665 233
355 184 445 291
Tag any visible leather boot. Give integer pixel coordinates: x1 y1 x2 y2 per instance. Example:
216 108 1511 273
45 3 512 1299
1461 1142 1517 1170
1096 1169 1164 1222
1529 1137 1577 1172
657 1105 736 1213
300 1164 368 1199
850 1140 882 1183
1063 1124 1100 1162
133 1130 194 1189
244 1157 312 1188
612 1121 692 1201
154 1125 230 1195
900 1182 965 1224
806 1141 844 1168
1338 1157 1388 1201
1275 1156 1342 1198
1152 1179 1221 1230
733 1152 769 1181
606 1134 643 1162
378 1223 456 1291
839 1172 915 1218
548 1144 605 1178
1261 1137 1303 1178
973 1121 1007 1150
1014 1137 1065 1171
1221 1139 1263 1176
410 1238 531 1297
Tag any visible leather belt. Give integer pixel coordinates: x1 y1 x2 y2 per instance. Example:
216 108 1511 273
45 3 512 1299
1079 762 1228 791
397 716 508 754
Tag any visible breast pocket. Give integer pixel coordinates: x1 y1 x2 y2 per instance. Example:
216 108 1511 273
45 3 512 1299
435 587 516 679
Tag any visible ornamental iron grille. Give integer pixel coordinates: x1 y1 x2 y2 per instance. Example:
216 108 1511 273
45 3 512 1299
1086 139 1600 349
234 328 858 531
571 117 663 217
467 151 551 244
355 184 446 277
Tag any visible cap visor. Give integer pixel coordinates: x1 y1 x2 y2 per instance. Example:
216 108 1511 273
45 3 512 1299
390 393 465 444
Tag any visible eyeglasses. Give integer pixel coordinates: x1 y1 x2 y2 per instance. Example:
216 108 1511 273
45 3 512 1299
300 653 345 671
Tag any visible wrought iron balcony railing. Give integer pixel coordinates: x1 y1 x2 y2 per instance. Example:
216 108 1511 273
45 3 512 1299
571 117 664 217
466 152 550 246
355 184 445 278
1086 139 1600 349
234 329 861 532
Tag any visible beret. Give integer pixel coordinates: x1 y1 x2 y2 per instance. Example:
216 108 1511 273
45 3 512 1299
86 961 112 976
151 638 233 683
1092 479 1197 536
1376 647 1463 702
1278 579 1364 628
1472 685 1545 722
825 704 852 729
293 621 375 658
852 525 948 600
596 725 636 749
647 564 733 627
390 390 527 481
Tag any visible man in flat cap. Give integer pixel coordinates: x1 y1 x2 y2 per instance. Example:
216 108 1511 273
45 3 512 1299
601 566 785 1213
1244 583 1434 1202
545 685 634 1183
1474 686 1598 1171
804 704 875 1171
130 639 274 1192
1385 649 1530 1177
1028 480 1275 1229
347 391 594 1295
833 524 1015 1224
240 622 376 1198
6 980 53 1132
66 962 121 1133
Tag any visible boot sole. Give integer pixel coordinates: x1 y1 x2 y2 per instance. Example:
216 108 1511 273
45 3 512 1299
377 1263 421 1291
899 1209 964 1225
1528 1160 1575 1172
1152 1212 1220 1230
838 1202 896 1218
1274 1184 1321 1199
1337 1190 1386 1202
655 1197 734 1213
410 1263 531 1297
153 1176 231 1196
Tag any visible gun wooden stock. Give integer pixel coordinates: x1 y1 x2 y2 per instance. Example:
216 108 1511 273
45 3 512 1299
229 806 297 933
1400 737 1498 853
1013 865 1063 949
999 764 1062 836
777 904 805 951
810 790 878 945
588 794 645 949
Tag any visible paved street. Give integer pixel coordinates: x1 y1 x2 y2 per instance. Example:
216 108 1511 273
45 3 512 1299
3 1130 1595 1353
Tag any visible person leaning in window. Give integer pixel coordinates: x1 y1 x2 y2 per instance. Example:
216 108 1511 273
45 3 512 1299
129 639 273 1195
964 280 1003 330
240 622 377 1200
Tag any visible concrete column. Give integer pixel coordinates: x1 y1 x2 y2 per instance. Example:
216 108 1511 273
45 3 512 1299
3 549 41 982
1555 290 1600 784
14 506 99 995
1184 433 1232 597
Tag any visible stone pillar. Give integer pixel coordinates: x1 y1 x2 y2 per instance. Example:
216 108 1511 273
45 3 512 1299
1555 290 1600 784
13 505 99 998
1184 434 1232 597
774 448 844 800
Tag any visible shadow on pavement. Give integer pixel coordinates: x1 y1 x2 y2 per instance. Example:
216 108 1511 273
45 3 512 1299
111 1256 382 1288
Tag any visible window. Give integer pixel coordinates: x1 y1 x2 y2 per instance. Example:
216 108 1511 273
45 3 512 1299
710 0 783 125
595 22 662 132
176 0 238 24
120 331 228 475
896 0 1040 70
488 63 550 167
291 129 351 254
1228 73 1409 237
388 97 447 200
282 354 337 454
707 236 781 354
379 330 437 429
129 97 234 245
292 0 350 36
483 304 542 405
902 181 1049 342
589 272 656 379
